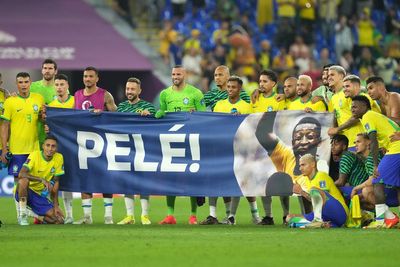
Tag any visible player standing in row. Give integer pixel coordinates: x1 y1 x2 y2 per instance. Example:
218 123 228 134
47 74 75 224
157 65 206 225
73 66 117 224
0 72 45 223
116 77 156 225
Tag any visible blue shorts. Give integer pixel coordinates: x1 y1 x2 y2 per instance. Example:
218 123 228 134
304 192 347 227
8 154 29 176
340 186 399 207
15 188 53 216
373 154 400 187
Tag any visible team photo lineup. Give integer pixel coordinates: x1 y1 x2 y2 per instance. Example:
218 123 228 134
1 59 399 229
0 0 400 234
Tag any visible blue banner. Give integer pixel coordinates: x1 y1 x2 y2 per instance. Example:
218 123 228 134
46 108 334 197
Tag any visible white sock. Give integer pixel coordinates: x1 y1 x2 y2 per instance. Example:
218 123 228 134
229 197 240 217
15 199 20 219
104 197 113 218
375 204 387 221
62 191 73 218
19 197 27 216
140 195 149 216
224 200 231 217
384 204 395 219
248 200 259 218
280 196 290 216
124 195 134 216
310 190 323 222
209 197 218 217
82 198 92 218
261 196 272 217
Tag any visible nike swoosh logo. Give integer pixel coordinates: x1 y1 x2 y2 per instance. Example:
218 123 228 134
167 101 174 104
16 109 22 112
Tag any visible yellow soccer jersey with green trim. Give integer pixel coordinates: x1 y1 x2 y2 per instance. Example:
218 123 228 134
214 99 252 114
284 97 298 110
269 141 307 188
0 90 5 150
329 91 381 147
287 96 326 112
305 171 349 215
1 93 44 154
251 92 285 113
23 151 64 195
48 95 75 109
361 110 400 154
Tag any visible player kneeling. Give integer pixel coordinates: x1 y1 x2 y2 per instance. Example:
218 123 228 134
15 135 65 225
287 154 349 228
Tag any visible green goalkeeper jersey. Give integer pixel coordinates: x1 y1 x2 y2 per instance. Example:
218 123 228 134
159 84 206 112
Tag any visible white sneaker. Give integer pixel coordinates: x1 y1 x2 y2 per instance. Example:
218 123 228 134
19 214 29 226
64 217 74 224
104 216 114 224
73 216 93 225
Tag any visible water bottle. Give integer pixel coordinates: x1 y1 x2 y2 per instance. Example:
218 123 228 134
0 152 12 170
41 180 55 198
88 105 95 112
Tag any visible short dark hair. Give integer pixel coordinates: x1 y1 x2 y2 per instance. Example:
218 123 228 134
173 65 184 69
260 69 278 83
323 63 335 70
366 76 384 85
228 75 243 86
352 95 371 110
42 58 57 70
44 134 58 143
331 134 349 148
127 77 141 85
55 74 68 82
84 66 99 76
16 72 30 79
293 117 322 136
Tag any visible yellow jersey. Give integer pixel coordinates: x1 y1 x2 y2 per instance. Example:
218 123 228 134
287 96 326 112
305 171 349 215
251 92 285 113
361 110 400 154
23 150 64 195
214 99 252 114
329 91 381 147
1 93 44 154
48 95 75 109
0 90 5 150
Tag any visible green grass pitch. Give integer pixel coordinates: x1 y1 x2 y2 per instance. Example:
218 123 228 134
1 196 400 267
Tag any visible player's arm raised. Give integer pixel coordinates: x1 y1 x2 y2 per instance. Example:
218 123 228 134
255 112 279 154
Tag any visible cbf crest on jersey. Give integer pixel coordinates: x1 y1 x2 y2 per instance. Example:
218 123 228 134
365 123 370 131
267 106 273 112
319 180 327 189
33 104 39 114
50 167 55 174
183 97 189 105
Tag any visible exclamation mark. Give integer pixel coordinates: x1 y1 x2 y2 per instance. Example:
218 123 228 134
189 134 200 172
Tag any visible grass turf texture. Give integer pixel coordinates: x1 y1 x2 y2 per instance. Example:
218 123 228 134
1 196 400 267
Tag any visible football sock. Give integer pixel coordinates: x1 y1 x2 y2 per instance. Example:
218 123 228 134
166 196 176 215
82 198 92 218
15 199 20 219
229 197 240 217
248 200 259 218
19 197 27 216
209 197 218 217
375 204 386 221
104 198 113 218
62 191 73 218
224 200 231 217
280 196 290 216
310 189 323 222
261 196 272 217
190 197 197 216
140 195 149 216
384 205 395 219
124 195 134 216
